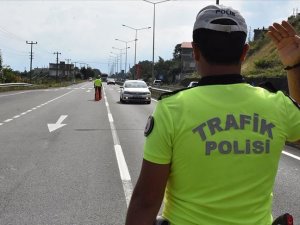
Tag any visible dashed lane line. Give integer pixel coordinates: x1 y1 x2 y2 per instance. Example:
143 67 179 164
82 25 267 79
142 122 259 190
0 90 74 127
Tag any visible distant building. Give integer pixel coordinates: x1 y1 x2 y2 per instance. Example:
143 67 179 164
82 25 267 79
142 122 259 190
33 68 49 77
49 61 74 78
181 42 195 74
253 27 268 41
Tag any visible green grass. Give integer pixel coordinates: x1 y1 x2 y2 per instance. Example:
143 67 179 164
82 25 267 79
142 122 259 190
242 16 300 78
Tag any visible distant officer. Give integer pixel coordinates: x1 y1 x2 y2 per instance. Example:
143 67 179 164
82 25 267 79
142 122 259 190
94 75 102 100
125 4 300 225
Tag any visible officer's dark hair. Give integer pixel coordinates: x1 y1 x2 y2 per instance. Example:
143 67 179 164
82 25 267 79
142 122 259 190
193 19 247 65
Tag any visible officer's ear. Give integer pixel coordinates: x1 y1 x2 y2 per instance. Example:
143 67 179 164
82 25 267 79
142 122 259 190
240 43 249 62
192 42 201 62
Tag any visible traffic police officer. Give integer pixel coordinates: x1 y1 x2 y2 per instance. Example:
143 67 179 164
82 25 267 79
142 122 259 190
94 75 102 100
125 4 300 225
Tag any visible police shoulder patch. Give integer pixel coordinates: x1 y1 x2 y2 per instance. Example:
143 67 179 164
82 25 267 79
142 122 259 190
144 116 154 137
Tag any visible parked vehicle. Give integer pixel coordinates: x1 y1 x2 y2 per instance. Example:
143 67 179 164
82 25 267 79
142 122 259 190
107 79 115 85
153 79 162 86
188 81 198 88
120 80 151 104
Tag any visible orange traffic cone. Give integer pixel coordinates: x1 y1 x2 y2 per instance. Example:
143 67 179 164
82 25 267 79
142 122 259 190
95 88 100 101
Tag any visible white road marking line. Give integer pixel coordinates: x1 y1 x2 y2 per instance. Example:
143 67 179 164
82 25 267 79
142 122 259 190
0 91 29 98
283 151 300 161
0 90 74 128
86 90 91 93
103 88 133 207
108 113 113 122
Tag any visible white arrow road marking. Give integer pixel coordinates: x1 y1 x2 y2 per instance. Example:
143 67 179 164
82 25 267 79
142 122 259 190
47 115 68 132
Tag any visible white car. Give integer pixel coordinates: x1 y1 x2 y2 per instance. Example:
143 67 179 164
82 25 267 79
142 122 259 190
120 80 151 104
188 81 198 88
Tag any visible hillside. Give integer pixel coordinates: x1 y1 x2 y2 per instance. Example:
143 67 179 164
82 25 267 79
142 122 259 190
242 15 300 77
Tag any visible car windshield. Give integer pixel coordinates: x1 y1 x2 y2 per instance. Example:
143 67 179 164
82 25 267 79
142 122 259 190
125 82 147 88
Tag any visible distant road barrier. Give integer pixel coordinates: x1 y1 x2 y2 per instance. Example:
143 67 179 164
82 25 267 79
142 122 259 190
149 86 172 100
0 83 33 88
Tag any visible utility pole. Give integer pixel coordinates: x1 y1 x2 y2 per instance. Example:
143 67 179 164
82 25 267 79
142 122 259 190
53 52 61 82
26 41 37 83
65 58 71 78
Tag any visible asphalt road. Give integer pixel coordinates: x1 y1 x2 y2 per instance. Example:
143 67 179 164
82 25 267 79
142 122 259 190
0 82 299 224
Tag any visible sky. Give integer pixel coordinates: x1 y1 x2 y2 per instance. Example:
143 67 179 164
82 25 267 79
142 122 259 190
0 0 299 74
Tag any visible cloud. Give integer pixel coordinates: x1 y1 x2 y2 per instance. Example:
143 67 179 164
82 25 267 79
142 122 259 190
0 0 298 73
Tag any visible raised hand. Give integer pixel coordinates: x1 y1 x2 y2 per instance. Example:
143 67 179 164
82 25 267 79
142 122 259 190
267 21 300 67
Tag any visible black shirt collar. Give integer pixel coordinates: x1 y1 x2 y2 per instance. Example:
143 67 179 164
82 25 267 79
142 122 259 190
198 74 245 86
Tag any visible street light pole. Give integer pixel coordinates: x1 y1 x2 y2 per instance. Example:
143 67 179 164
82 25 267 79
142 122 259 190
110 52 119 74
112 47 129 75
115 38 135 76
122 24 151 79
143 0 170 82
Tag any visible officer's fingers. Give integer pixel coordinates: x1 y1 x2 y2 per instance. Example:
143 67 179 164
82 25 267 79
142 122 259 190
281 20 297 36
267 31 280 45
273 22 289 38
295 35 300 46
268 26 281 44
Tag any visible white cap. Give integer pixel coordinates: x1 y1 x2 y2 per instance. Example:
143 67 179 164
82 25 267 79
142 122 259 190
193 5 247 34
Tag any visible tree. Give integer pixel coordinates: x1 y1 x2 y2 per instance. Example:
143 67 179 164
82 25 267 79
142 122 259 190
0 50 2 83
173 43 181 61
80 67 96 79
2 67 21 83
130 60 152 81
93 68 101 76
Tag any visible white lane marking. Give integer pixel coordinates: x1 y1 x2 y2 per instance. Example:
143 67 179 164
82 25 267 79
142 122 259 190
47 115 68 132
115 145 131 181
103 87 133 207
283 151 300 161
108 113 113 122
0 90 74 127
86 90 91 93
0 91 29 98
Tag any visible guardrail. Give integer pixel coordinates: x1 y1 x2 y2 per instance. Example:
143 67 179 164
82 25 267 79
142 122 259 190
149 86 172 100
0 83 33 88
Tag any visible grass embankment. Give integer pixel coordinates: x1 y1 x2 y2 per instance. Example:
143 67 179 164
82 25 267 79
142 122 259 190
242 15 300 77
